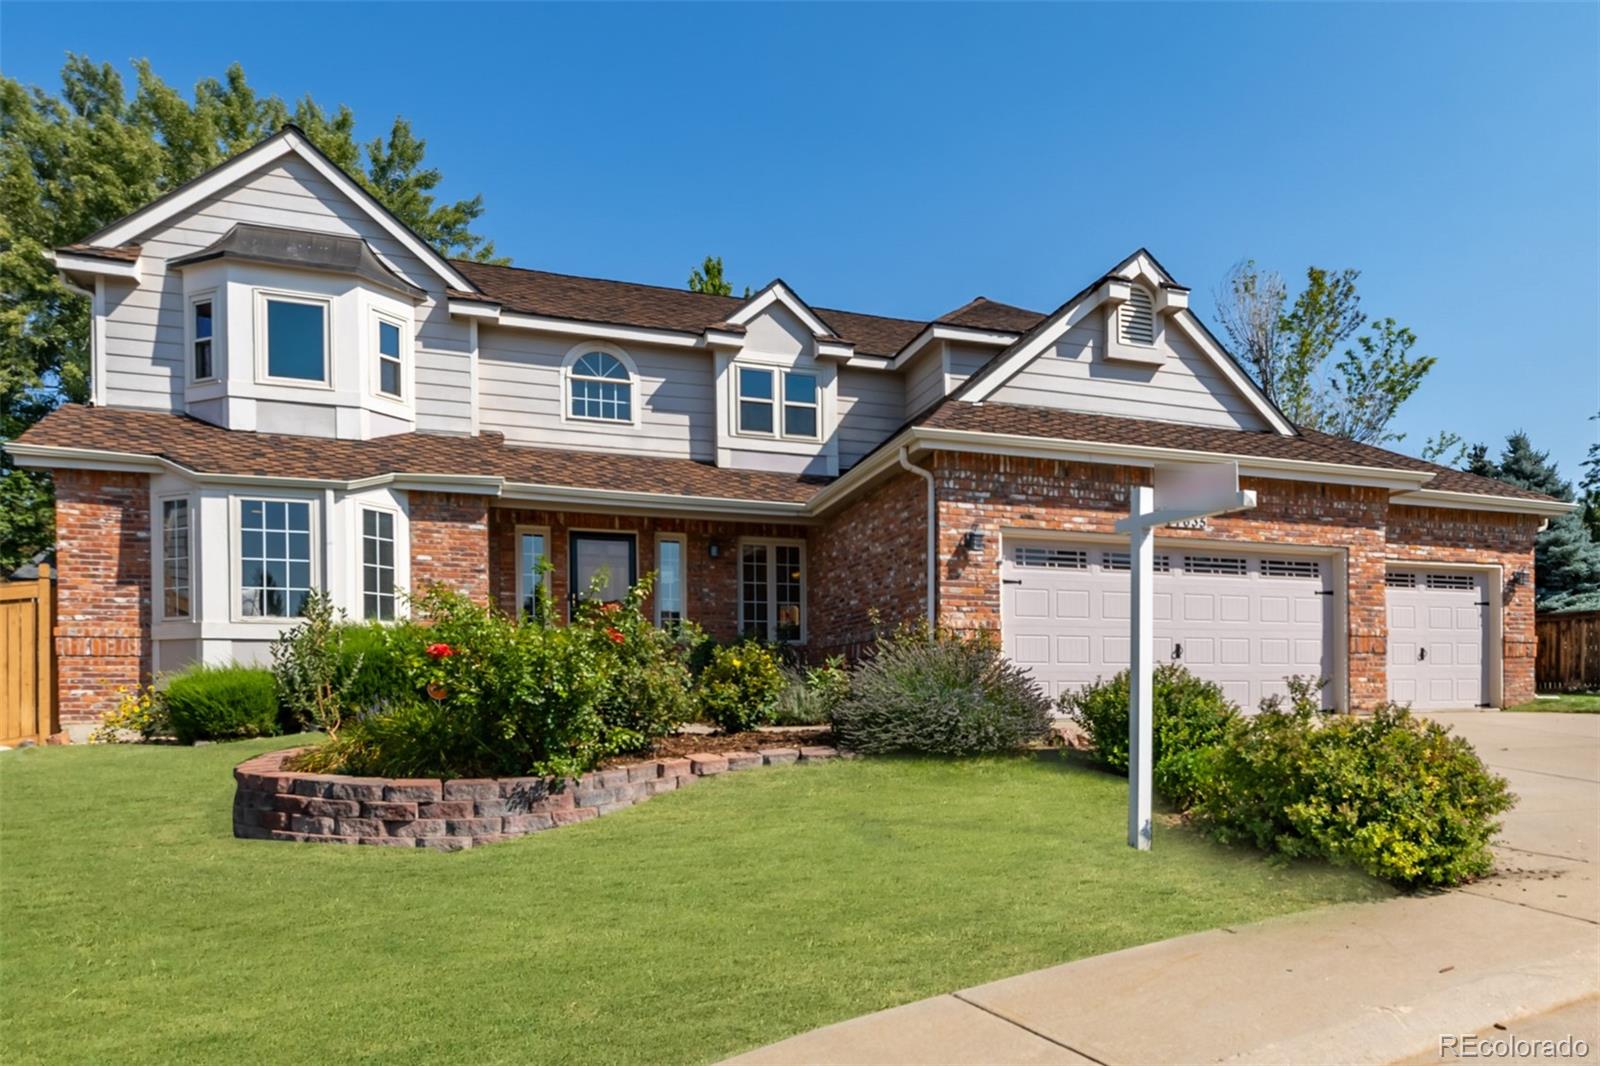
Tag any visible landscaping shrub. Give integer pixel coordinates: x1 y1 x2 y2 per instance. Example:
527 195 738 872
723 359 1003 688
572 575 698 749
271 593 372 736
832 624 1052 756
696 642 786 733
772 656 851 726
1191 703 1514 888
164 664 281 744
90 684 169 743
1061 664 1239 807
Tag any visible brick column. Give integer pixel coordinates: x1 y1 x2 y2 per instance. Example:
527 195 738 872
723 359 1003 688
409 491 491 603
53 469 151 735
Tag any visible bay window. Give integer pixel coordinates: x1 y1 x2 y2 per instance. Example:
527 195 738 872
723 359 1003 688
376 316 403 398
239 498 313 618
161 498 191 619
361 508 396 620
262 295 328 383
192 299 214 381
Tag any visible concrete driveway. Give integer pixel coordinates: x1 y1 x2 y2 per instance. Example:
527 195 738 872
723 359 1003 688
726 711 1599 1066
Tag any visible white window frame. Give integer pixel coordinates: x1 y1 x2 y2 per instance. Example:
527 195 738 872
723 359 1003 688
230 494 320 623
255 289 333 388
735 365 778 438
515 523 552 618
155 494 194 622
560 341 640 427
359 505 400 622
187 291 218 384
372 311 407 400
654 533 688 628
737 536 806 644
781 370 821 441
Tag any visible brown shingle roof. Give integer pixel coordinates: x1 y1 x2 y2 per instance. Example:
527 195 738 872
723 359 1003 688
58 243 142 262
451 260 937 357
935 297 1047 334
918 400 1561 503
14 406 826 504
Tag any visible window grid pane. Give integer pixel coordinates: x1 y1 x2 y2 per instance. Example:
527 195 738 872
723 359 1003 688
361 509 395 621
741 544 769 639
658 539 684 625
738 368 776 435
266 300 326 381
193 302 213 379
162 499 190 618
570 377 632 421
775 544 803 641
520 533 546 618
240 498 313 618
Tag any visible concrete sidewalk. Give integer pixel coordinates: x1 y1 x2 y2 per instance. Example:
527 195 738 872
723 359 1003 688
726 711 1599 1066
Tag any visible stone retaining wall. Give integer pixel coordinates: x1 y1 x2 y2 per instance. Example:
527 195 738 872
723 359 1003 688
233 745 842 850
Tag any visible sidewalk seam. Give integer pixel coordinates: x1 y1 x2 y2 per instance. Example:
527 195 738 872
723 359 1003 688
1458 888 1600 927
950 992 1110 1065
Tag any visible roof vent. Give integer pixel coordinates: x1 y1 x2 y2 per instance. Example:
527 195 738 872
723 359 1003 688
1118 285 1156 346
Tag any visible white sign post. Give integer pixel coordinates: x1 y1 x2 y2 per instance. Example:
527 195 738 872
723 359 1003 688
1114 462 1257 850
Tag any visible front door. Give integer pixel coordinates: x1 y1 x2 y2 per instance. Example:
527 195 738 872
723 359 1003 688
569 532 637 611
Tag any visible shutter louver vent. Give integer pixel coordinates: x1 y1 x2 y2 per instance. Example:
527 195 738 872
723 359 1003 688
1119 285 1156 346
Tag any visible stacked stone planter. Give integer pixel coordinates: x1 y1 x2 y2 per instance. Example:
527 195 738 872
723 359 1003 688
233 744 842 850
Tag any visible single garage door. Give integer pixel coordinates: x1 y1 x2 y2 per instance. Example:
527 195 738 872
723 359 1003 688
1001 540 1334 710
1385 569 1489 709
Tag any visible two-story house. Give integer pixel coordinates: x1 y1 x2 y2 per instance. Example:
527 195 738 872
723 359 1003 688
10 126 1567 741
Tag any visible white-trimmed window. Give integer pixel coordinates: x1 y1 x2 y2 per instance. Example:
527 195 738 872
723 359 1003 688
375 315 403 398
517 526 550 619
656 534 686 628
238 498 313 618
739 539 804 642
737 366 775 435
738 366 820 441
567 350 633 422
191 298 215 381
783 372 819 439
361 508 396 621
260 293 330 383
160 497 192 619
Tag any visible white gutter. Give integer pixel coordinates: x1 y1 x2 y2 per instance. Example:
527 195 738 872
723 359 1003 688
897 447 937 625
1390 488 1576 517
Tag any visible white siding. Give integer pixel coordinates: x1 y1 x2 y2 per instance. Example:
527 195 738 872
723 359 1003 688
989 314 1269 430
904 351 946 417
836 367 904 469
945 343 994 391
105 155 472 433
478 327 715 459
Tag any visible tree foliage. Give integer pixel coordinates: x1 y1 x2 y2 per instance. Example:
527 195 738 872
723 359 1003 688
0 56 505 572
1580 412 1600 542
1470 432 1600 613
1215 261 1435 444
687 254 749 298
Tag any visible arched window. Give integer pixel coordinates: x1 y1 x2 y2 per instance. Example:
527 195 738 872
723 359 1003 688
566 349 634 422
1118 284 1156 346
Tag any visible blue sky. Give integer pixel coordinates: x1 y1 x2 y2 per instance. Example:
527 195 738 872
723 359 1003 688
5 2 1597 478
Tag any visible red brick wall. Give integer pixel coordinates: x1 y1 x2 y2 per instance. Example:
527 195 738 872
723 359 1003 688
487 508 809 642
809 470 930 657
1386 504 1541 706
54 469 151 730
410 492 491 603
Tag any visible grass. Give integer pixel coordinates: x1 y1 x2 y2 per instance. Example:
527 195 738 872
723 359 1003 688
1 738 1390 1065
1507 693 1600 713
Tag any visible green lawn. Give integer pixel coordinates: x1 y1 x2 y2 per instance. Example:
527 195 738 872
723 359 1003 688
1 738 1389 1065
1508 694 1600 713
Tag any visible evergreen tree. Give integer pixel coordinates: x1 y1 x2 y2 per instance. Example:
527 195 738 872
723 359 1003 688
688 255 750 298
1478 431 1600 613
1580 412 1600 542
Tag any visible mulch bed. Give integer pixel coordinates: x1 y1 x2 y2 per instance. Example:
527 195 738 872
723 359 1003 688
599 727 836 767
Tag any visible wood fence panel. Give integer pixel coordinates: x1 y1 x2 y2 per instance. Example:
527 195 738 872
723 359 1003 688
0 565 54 745
1535 610 1600 693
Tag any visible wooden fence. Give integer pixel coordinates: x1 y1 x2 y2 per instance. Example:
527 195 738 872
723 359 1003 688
1535 610 1600 693
0 565 54 745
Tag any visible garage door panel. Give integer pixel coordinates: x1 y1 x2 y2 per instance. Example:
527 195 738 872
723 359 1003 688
1185 638 1215 664
1181 594 1214 622
1261 638 1290 665
1386 570 1488 710
1260 596 1289 623
1293 598 1324 624
1014 634 1049 664
1154 593 1172 621
1057 635 1091 664
1294 638 1323 665
1219 595 1249 622
1220 638 1250 664
1427 605 1453 628
1102 635 1129 664
1391 604 1416 628
1057 589 1090 618
1102 591 1128 620
1014 588 1049 618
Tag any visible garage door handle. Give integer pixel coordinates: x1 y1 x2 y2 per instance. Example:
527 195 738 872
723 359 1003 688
1172 643 1183 660
1002 578 1023 585
1418 647 1428 661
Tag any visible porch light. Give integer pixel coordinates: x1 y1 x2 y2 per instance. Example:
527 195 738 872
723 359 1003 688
707 541 721 559
1509 569 1529 589
963 531 986 553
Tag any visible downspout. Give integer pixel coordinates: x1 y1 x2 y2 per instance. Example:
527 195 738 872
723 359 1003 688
897 447 937 625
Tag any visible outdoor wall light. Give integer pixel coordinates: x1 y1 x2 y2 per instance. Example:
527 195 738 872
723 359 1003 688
963 531 987 553
1509 568 1529 589
707 541 721 559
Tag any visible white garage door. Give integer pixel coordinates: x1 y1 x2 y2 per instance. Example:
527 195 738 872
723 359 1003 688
1001 541 1334 711
1386 570 1489 709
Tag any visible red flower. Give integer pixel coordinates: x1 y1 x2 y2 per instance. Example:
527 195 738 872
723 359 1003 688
427 643 454 659
600 602 621 615
426 681 449 701
605 627 625 645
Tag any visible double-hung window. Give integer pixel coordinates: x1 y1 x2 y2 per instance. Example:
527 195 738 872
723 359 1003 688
737 366 819 440
739 539 804 642
263 295 328 383
656 534 686 628
376 317 403 398
239 499 313 618
161 498 192 619
568 351 632 422
192 300 214 381
517 528 549 620
361 509 396 621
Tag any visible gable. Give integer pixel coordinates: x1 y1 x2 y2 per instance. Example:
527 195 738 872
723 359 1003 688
740 302 815 359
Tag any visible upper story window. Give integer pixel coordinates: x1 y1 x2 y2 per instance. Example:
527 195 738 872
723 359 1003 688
263 295 329 383
1118 285 1156 346
375 316 403 398
567 350 633 422
239 498 313 618
738 366 820 441
192 300 215 381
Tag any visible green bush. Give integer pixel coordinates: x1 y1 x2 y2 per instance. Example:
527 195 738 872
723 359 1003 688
270 593 372 736
164 664 281 744
572 575 698 750
696 642 786 733
772 657 851 726
832 624 1051 756
1061 664 1239 807
1191 703 1514 888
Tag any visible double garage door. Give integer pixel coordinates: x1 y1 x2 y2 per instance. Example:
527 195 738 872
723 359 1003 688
1001 541 1491 712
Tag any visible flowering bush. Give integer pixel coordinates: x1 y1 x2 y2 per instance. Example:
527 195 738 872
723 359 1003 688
91 684 169 743
773 656 851 726
572 574 698 750
695 641 786 733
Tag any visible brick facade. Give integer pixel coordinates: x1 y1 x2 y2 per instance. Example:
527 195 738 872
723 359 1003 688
53 469 151 731
409 492 492 603
809 470 929 657
487 507 810 642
